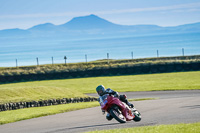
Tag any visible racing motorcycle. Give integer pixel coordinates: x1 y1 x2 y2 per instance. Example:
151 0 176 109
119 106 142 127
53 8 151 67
99 94 141 123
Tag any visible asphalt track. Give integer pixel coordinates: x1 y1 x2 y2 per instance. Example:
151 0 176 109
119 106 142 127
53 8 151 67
0 90 200 133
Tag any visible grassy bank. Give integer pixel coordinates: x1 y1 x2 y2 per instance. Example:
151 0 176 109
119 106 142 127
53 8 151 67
0 71 200 104
0 55 200 84
0 98 152 125
0 101 99 125
1 55 199 74
86 122 200 133
0 85 86 104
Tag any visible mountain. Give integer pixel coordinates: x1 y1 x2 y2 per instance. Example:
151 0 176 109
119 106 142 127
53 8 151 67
60 14 122 30
164 22 200 33
0 14 200 39
59 14 164 34
28 23 56 31
0 28 30 37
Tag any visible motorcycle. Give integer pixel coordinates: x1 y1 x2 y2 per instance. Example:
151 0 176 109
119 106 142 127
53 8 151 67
99 94 141 123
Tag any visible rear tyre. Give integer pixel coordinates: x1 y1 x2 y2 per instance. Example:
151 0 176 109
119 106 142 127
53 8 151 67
110 107 126 123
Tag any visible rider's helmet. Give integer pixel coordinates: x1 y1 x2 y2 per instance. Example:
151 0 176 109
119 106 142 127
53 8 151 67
96 85 106 96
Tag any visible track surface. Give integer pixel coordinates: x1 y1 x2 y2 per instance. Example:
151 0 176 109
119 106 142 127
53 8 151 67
0 90 200 133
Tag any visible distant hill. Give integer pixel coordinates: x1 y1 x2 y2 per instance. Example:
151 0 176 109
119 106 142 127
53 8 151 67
29 23 56 31
0 14 200 39
0 28 30 37
59 14 122 30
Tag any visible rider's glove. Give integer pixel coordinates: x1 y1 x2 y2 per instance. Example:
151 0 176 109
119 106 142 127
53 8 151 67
97 98 100 102
128 103 134 108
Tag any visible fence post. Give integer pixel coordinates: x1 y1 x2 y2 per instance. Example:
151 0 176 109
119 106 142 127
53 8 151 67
131 51 133 59
52 57 54 65
157 50 159 58
182 48 184 56
64 56 67 65
16 59 18 68
107 53 109 64
36 57 39 66
85 54 87 64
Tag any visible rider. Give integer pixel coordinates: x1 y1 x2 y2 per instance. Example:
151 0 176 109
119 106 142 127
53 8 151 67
96 85 134 121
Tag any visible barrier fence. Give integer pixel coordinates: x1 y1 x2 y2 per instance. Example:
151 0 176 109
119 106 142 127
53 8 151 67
5 48 188 67
0 59 200 83
0 97 98 112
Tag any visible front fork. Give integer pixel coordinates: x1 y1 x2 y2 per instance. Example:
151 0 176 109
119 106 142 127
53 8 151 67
121 102 135 120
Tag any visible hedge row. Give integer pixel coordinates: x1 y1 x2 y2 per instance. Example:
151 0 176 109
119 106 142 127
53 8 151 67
0 61 200 83
92 55 200 65
0 97 97 112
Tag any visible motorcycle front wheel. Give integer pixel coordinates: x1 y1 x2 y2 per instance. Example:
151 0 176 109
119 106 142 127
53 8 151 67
110 107 126 123
132 109 141 122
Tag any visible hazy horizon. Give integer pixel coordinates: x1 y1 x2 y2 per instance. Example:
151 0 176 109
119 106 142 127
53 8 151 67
1 14 200 31
0 0 200 30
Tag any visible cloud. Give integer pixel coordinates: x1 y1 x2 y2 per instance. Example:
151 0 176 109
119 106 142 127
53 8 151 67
0 2 200 19
0 12 90 19
96 2 200 15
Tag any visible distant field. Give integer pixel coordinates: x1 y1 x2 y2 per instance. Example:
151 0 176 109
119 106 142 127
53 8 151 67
0 71 200 104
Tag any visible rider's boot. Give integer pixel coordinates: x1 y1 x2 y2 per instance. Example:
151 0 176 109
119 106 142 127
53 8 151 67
106 113 113 121
120 95 134 108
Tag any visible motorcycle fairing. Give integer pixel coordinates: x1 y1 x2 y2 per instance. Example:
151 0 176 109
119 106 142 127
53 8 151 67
100 95 135 121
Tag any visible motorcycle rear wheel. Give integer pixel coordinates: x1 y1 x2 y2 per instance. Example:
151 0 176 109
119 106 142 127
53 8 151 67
110 107 126 123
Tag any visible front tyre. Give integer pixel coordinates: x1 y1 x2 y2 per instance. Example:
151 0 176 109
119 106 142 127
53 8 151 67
132 109 141 122
110 107 126 123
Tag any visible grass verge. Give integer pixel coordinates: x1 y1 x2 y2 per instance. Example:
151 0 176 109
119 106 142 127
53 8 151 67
86 122 200 133
0 71 200 104
0 97 156 125
129 98 158 101
0 101 99 125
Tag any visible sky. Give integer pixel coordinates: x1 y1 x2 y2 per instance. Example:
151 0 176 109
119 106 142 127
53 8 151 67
0 0 200 30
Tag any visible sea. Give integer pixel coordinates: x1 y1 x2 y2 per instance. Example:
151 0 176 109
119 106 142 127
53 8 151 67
0 32 200 67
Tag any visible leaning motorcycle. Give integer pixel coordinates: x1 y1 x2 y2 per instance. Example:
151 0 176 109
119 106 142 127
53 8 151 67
99 94 141 123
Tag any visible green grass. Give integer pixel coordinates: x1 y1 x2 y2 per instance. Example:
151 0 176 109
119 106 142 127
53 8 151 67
86 122 200 133
0 97 155 125
0 101 99 125
0 85 86 104
129 98 158 101
0 71 200 104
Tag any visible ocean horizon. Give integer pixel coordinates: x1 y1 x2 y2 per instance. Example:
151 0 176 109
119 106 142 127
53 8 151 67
0 32 200 67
